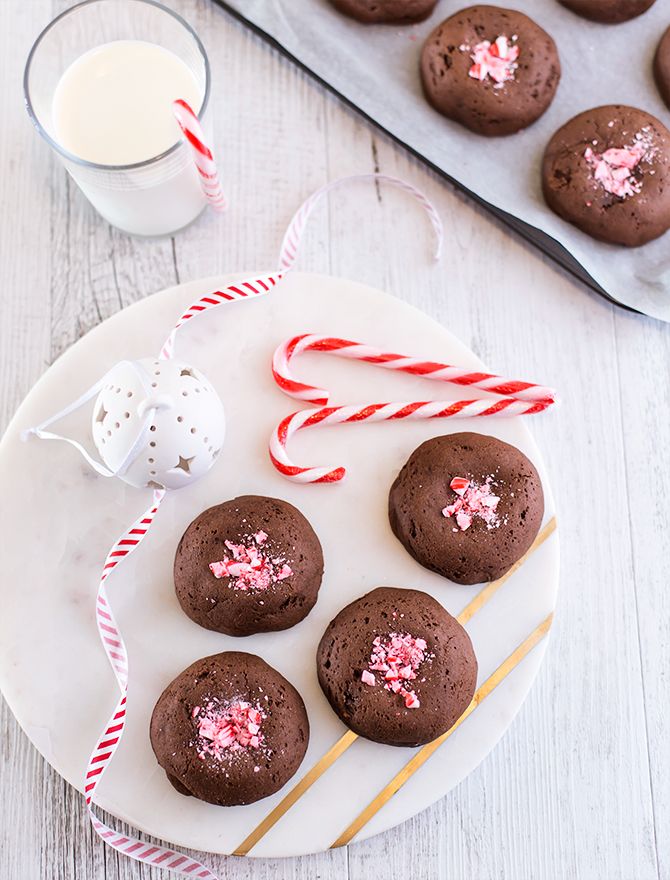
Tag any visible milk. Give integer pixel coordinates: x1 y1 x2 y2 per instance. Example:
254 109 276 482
51 40 208 236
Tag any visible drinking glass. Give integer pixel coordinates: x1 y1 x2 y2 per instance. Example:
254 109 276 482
24 0 212 237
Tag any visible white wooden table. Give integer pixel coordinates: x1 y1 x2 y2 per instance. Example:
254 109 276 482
1 2 668 878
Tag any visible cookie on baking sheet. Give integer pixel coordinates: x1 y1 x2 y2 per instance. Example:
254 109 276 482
388 432 544 585
328 0 439 24
420 5 561 136
654 24 670 109
174 495 324 637
150 651 310 806
542 105 670 247
316 587 477 747
557 0 656 23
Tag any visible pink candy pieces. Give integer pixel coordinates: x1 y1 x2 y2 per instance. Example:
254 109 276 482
194 701 264 759
442 475 500 532
362 632 429 709
209 534 292 591
584 130 658 199
585 145 643 198
449 476 470 495
466 35 519 84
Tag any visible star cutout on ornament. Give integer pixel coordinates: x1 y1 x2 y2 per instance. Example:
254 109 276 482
180 368 196 378
95 404 108 423
174 455 194 474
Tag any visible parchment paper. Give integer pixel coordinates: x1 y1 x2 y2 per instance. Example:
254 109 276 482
216 0 670 321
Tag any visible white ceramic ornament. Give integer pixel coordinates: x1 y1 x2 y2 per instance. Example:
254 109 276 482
91 357 225 490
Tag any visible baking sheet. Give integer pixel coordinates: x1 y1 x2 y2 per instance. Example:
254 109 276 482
214 0 670 321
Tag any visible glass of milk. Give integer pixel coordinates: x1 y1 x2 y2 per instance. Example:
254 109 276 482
24 0 212 238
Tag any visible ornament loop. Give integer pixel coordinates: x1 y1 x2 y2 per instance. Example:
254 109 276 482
20 360 155 479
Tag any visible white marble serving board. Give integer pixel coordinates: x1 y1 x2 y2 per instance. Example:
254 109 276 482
0 272 559 857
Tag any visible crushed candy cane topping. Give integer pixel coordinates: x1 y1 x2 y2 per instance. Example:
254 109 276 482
192 700 265 760
462 35 519 85
209 530 292 591
362 632 432 709
584 128 658 199
442 475 500 531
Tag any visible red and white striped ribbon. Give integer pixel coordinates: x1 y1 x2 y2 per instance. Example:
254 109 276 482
272 334 557 406
172 99 228 213
160 273 283 360
84 489 220 879
270 397 553 483
160 175 442 361
277 174 443 272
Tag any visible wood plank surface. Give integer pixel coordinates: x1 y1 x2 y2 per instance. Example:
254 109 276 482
1 1 668 878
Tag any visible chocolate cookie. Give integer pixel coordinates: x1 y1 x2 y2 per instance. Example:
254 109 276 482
174 495 324 637
150 651 310 806
542 105 670 247
557 0 656 23
388 432 544 585
420 5 561 136
317 587 477 747
328 0 439 24
654 24 670 109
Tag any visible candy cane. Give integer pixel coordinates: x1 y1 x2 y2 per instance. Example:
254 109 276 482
272 334 557 406
84 488 220 879
172 99 228 213
270 398 553 483
277 174 443 271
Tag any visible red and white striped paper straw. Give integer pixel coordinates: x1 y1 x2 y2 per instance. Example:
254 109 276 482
172 99 228 213
272 334 557 406
277 174 443 272
270 397 553 483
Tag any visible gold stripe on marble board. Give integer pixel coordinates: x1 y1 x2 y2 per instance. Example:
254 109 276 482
330 611 554 848
457 517 557 625
232 729 358 856
232 516 557 856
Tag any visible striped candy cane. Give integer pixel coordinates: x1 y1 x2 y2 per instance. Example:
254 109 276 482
277 174 443 271
84 489 220 879
172 99 228 213
269 397 553 483
272 334 557 406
